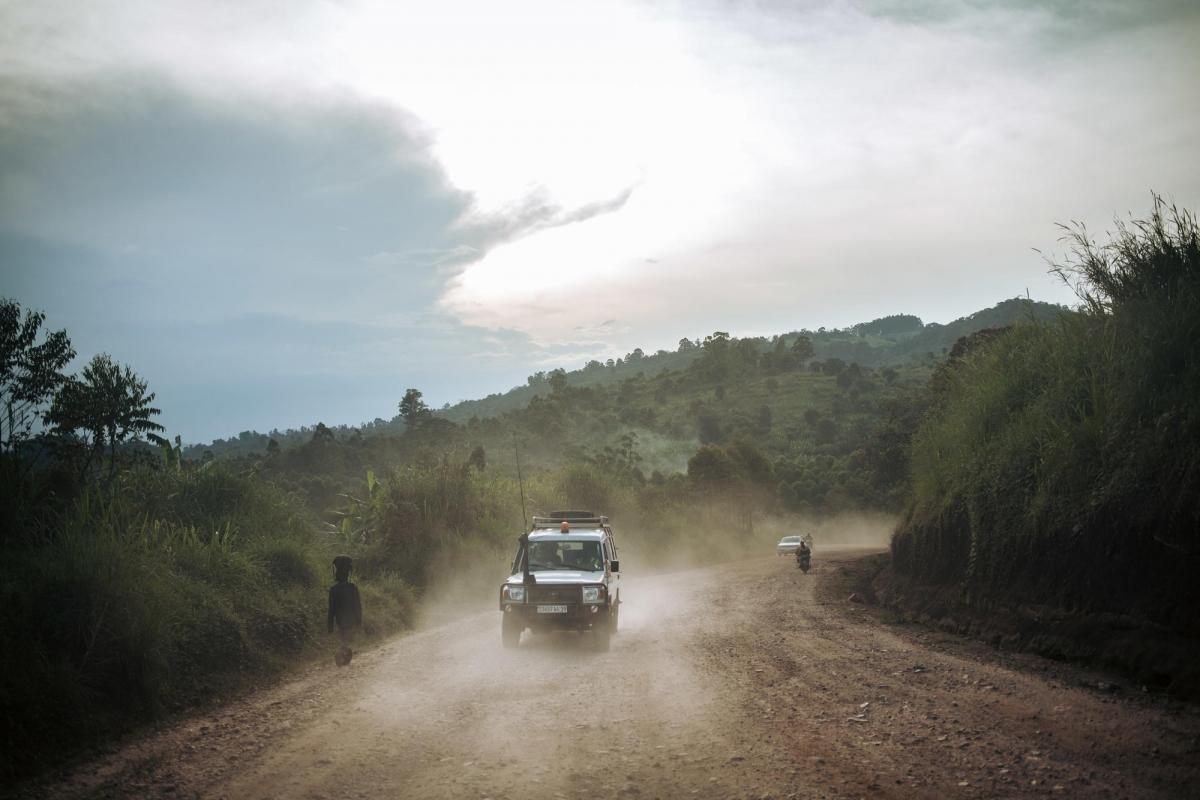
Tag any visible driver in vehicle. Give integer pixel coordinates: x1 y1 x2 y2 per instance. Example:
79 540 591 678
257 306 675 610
529 541 560 569
529 540 603 571
565 546 602 571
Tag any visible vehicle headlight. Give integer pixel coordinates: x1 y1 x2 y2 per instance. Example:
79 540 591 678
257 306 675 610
503 585 525 602
582 586 605 604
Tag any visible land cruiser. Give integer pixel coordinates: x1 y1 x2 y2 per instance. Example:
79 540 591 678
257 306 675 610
498 510 621 650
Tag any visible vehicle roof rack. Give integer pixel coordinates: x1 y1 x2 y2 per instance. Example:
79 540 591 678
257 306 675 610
547 510 597 520
531 514 609 529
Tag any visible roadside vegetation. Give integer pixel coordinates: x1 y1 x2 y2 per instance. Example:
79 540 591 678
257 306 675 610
893 198 1200 686
0 246 1105 779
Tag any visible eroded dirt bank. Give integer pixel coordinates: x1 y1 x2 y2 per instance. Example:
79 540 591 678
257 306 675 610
18 550 1200 799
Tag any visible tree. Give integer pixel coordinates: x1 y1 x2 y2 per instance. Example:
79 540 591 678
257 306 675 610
688 438 774 534
724 438 774 484
589 431 644 486
468 444 487 471
687 444 739 485
763 336 787 373
851 314 923 337
548 368 568 394
821 358 846 376
815 417 838 444
47 353 163 482
696 412 722 444
399 388 432 429
693 331 734 383
790 335 814 364
756 403 773 433
0 299 75 454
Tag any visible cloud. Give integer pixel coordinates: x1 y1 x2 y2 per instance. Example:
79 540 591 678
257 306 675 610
2 0 1198 442
438 0 1200 349
0 74 515 439
0 75 481 314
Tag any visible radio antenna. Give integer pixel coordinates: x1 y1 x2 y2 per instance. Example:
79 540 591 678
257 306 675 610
514 433 528 529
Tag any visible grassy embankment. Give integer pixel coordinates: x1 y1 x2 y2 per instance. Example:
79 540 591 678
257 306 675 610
889 199 1200 692
0 441 799 783
0 464 418 783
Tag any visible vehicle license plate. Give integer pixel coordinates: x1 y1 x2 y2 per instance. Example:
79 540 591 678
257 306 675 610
537 604 568 614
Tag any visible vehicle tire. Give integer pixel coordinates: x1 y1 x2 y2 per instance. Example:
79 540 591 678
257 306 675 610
501 614 521 648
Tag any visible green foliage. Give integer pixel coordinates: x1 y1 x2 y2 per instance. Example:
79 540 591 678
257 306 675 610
0 465 415 781
356 458 523 585
584 431 645 486
687 444 740 485
0 298 75 454
48 353 164 482
852 314 924 337
895 198 1200 625
556 463 618 512
398 387 432 429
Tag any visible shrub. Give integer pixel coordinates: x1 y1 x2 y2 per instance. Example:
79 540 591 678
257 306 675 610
895 198 1200 625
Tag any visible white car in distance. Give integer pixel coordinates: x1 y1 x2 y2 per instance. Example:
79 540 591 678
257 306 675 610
776 535 805 556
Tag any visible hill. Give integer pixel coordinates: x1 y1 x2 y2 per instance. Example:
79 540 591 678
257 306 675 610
438 297 1062 424
188 297 1064 463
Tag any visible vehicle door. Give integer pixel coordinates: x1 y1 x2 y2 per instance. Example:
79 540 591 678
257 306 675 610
605 531 620 606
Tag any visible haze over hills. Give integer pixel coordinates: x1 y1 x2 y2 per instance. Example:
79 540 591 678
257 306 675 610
440 297 1063 425
189 296 1064 459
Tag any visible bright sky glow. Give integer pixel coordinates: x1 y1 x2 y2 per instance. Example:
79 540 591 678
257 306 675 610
2 0 1198 439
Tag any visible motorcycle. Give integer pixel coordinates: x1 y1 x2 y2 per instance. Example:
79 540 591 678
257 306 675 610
795 547 811 573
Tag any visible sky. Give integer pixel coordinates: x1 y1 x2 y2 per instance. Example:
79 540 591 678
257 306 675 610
2 0 1198 442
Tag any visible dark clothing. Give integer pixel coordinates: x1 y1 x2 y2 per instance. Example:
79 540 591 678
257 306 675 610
328 580 363 634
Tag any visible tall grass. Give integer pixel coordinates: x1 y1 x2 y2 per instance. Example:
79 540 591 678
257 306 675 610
0 465 415 782
894 198 1200 625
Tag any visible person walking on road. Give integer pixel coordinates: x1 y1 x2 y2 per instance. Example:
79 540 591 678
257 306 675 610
328 555 363 666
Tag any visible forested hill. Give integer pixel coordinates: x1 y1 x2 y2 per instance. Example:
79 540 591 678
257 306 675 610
185 297 1061 459
438 297 1063 424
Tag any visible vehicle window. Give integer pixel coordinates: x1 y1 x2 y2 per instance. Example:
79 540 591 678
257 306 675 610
528 540 603 571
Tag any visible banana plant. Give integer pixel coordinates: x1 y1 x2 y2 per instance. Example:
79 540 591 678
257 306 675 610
329 469 384 545
148 433 183 473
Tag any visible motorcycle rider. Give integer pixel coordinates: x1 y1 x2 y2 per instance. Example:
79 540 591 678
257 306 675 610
796 538 812 570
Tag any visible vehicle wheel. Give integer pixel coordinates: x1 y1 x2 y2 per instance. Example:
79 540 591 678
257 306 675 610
501 614 521 648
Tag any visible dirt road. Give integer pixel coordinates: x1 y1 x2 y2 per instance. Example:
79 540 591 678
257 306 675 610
28 550 1200 799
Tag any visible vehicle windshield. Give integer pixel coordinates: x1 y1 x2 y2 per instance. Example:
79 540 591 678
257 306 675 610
780 536 801 543
527 539 603 571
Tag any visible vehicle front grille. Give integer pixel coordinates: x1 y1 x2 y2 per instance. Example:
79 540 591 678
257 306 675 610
529 585 580 604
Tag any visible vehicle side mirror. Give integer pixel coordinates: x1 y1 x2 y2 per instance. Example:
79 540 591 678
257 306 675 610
609 560 620 573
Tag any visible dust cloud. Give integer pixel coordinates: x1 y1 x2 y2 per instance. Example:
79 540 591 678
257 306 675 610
413 508 896 628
